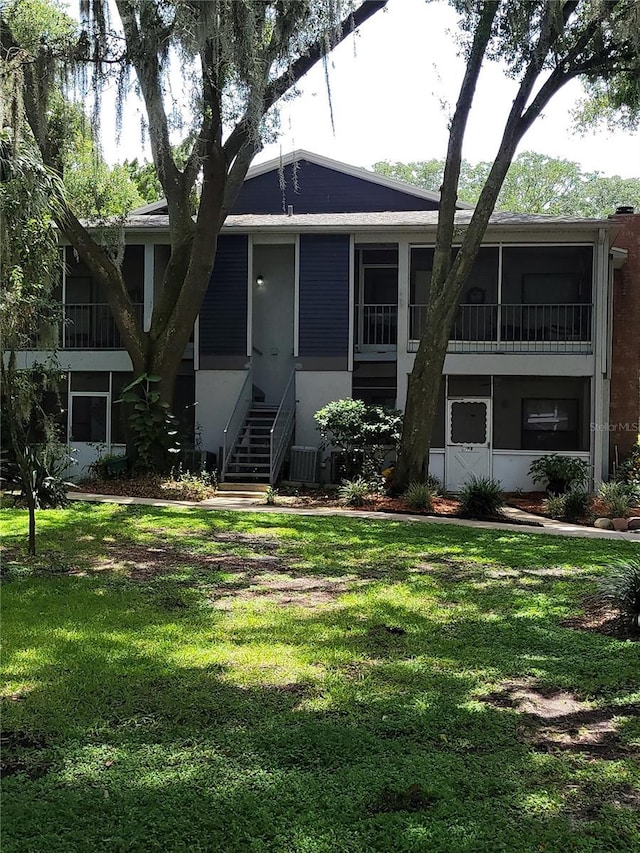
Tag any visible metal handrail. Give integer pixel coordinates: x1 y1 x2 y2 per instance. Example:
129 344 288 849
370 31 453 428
63 303 144 349
408 302 592 353
357 303 398 347
221 367 253 482
269 368 296 484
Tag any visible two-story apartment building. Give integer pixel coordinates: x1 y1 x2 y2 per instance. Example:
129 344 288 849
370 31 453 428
22 151 629 490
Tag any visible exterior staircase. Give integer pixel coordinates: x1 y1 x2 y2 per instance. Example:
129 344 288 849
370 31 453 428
224 403 278 483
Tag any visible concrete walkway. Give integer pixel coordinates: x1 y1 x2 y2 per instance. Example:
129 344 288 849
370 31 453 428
69 492 640 542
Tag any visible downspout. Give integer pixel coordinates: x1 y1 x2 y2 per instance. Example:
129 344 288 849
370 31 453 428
592 228 607 487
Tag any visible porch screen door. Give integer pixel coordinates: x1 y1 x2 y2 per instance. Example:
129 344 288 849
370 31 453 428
445 398 491 491
69 393 109 478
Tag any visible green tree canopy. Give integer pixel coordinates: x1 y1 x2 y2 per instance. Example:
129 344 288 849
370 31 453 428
374 152 640 218
1 0 388 440
393 0 640 490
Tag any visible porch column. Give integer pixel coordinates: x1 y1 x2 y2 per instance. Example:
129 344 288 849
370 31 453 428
143 244 154 332
396 237 410 409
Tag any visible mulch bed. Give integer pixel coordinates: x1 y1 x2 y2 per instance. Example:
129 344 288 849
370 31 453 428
73 479 639 528
506 492 640 527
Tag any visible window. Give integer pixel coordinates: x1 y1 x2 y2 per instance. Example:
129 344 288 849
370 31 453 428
70 396 107 442
522 398 579 451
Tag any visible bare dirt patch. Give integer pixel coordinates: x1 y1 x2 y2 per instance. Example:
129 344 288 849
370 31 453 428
561 595 638 640
94 541 286 582
85 532 358 608
211 571 358 609
482 680 640 760
0 730 51 779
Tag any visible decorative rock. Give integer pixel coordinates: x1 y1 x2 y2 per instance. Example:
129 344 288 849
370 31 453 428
627 516 640 531
594 518 615 530
612 517 629 531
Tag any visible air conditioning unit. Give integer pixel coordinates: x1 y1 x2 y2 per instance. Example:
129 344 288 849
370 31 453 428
289 446 320 483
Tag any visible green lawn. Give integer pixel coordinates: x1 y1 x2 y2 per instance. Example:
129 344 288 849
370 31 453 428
2 503 639 853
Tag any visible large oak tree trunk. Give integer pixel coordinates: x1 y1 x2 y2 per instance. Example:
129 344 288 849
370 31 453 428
392 2 585 493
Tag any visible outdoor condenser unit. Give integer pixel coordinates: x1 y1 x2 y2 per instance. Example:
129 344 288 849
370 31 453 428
289 446 320 483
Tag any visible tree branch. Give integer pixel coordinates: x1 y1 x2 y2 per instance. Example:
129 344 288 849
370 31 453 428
224 0 388 164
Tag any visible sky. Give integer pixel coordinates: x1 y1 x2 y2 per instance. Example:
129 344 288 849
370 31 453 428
102 0 640 178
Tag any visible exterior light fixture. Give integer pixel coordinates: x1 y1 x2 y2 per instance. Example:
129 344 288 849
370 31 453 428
256 274 265 287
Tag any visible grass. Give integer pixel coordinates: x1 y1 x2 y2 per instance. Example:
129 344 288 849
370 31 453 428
1 502 639 853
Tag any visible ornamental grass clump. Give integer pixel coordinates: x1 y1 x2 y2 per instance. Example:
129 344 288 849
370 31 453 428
599 481 639 518
459 476 504 518
599 558 640 633
404 481 434 513
338 477 371 507
545 488 593 522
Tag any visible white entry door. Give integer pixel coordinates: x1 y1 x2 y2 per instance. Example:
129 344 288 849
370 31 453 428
445 397 491 491
68 393 110 479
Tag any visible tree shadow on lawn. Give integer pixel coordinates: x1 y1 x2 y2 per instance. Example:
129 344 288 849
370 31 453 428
3 503 637 580
3 563 640 852
2 624 639 853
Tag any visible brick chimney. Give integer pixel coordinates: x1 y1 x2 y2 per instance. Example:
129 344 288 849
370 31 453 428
609 209 640 467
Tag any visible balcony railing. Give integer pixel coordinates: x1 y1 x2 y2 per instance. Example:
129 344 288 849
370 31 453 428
63 303 144 349
409 303 593 353
356 303 397 349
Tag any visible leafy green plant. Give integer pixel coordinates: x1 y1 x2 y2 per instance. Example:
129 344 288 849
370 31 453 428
459 476 504 518
2 441 73 509
118 374 181 473
598 480 638 518
544 494 566 519
315 399 402 481
163 466 217 501
264 486 278 505
404 481 434 512
563 488 593 522
528 454 590 494
338 477 371 507
599 558 640 632
615 443 640 489
425 474 444 496
544 489 594 522
88 453 128 481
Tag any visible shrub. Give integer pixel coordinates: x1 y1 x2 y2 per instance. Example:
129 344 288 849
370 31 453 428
544 494 566 519
599 558 640 632
314 399 402 481
598 480 639 518
459 476 504 518
562 488 593 522
338 477 371 507
118 374 181 473
162 467 217 501
404 481 434 512
544 489 594 522
615 443 640 488
89 453 128 481
2 443 74 509
264 486 278 505
528 454 590 494
426 474 444 496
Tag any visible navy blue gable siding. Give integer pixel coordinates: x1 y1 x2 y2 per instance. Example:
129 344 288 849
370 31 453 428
231 161 438 214
299 235 350 357
199 235 248 356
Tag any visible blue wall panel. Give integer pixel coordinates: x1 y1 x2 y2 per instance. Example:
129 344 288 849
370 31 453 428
299 235 350 357
231 161 438 215
199 235 248 356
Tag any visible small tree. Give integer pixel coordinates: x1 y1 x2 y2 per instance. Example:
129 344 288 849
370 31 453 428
0 132 70 554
